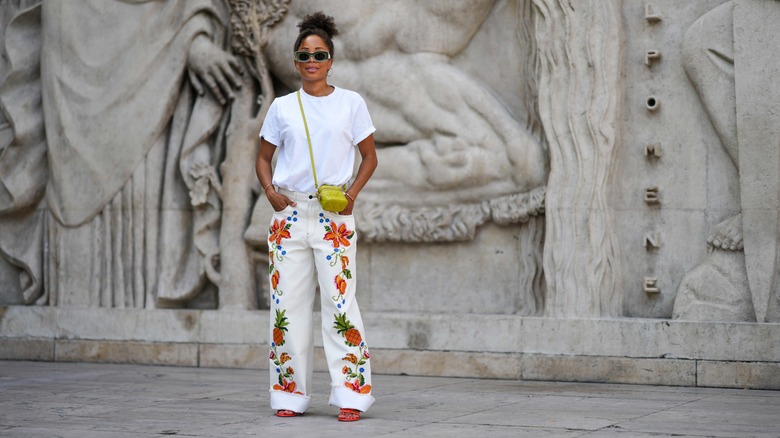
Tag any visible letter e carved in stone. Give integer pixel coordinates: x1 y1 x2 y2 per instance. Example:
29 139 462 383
644 187 660 204
644 277 660 294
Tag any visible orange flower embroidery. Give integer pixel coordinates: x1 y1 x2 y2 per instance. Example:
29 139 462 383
324 222 353 248
269 219 291 245
341 255 349 271
273 379 302 394
271 270 280 290
345 381 372 394
335 275 347 295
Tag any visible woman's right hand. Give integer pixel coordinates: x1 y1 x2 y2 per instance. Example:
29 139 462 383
267 190 297 212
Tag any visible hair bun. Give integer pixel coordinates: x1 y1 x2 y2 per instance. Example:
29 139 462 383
297 11 339 39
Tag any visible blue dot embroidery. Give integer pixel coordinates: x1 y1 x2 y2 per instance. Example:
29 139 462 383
276 299 280 304
359 368 365 373
337 304 342 308
281 250 286 255
326 255 332 260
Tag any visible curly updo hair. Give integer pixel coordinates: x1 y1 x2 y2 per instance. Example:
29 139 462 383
294 12 339 57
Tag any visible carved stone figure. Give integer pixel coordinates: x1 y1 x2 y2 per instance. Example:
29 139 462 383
245 0 548 244
0 0 245 308
674 0 780 322
0 0 46 305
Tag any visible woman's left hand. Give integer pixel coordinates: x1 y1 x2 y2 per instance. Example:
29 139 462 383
339 198 354 215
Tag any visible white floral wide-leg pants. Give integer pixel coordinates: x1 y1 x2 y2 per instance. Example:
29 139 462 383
267 190 374 413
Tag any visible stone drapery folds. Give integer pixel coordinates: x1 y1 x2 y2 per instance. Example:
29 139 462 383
533 0 624 318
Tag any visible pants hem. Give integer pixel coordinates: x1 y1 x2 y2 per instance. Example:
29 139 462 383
328 385 375 412
270 390 311 413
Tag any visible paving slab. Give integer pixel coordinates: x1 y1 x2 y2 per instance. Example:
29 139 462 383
0 360 778 437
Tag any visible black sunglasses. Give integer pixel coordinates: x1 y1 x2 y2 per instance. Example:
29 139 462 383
294 51 331 63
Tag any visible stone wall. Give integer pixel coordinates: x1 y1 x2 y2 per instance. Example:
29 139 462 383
1 0 778 388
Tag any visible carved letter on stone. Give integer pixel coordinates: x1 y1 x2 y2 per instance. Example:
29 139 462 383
644 142 662 158
644 187 660 204
644 232 660 249
646 96 660 112
644 277 661 293
645 50 661 66
645 4 662 23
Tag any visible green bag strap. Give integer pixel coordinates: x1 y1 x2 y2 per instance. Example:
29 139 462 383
297 90 319 190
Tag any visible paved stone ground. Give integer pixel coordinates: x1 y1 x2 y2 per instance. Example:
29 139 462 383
1 360 779 437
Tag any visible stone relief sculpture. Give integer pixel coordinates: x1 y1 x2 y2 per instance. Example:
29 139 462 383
532 0 624 318
0 0 46 305
3 0 778 323
0 0 249 308
240 0 550 314
245 0 548 244
674 0 780 323
0 0 548 312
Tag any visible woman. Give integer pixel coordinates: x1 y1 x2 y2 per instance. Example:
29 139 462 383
255 12 378 422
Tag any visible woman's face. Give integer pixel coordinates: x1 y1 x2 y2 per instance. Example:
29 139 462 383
295 35 332 83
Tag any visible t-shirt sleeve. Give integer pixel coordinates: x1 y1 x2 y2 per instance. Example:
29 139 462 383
351 96 376 145
259 99 281 146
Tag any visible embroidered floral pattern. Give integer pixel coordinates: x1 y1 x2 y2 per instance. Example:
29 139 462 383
268 213 295 301
322 217 355 306
324 221 353 248
269 212 301 395
270 309 303 395
334 312 371 394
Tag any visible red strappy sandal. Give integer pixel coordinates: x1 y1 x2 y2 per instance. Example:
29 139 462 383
337 408 361 422
276 409 302 417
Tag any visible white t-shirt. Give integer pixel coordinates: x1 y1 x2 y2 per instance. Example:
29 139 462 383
259 86 375 193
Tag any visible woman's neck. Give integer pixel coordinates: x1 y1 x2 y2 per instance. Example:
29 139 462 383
302 80 334 97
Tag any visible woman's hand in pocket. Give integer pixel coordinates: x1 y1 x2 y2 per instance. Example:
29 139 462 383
267 190 296 212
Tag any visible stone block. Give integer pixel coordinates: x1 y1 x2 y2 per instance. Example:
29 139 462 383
373 349 523 379
0 306 56 338
198 310 266 344
697 360 780 390
0 337 53 361
54 308 201 343
199 343 265 369
54 340 198 367
360 225 539 315
694 323 780 362
521 354 697 386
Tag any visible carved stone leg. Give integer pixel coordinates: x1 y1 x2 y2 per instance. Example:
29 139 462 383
681 1 737 167
673 249 754 322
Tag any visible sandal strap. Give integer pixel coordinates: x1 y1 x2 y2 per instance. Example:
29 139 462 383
338 408 361 421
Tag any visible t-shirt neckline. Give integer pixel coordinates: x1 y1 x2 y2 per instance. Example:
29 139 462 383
300 86 338 99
